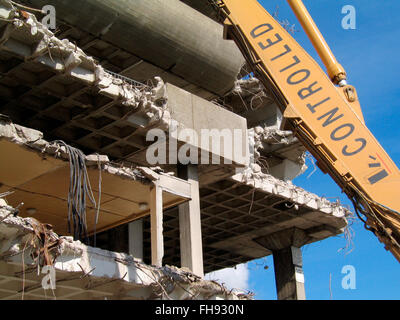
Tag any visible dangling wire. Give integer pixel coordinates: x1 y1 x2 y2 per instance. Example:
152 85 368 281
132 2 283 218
51 140 97 241
93 153 102 247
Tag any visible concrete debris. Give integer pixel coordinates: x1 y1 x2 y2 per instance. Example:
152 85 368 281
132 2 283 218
226 77 308 179
148 77 171 130
249 124 307 179
0 203 252 300
252 125 300 158
136 166 160 181
254 125 298 146
0 0 170 129
85 154 110 166
226 78 273 115
0 199 61 267
234 166 350 218
0 116 47 149
232 78 268 102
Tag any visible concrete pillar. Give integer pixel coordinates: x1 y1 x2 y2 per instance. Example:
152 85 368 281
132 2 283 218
273 246 306 300
178 164 204 278
150 182 163 267
128 219 143 261
254 228 310 300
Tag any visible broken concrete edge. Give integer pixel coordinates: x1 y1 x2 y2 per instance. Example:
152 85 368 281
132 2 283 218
0 0 171 129
233 166 352 220
231 78 271 100
226 78 276 116
252 125 300 149
250 126 306 168
0 202 253 300
233 79 301 147
227 78 307 177
0 117 177 184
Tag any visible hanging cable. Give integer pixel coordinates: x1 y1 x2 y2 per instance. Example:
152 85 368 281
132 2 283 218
51 140 97 241
93 153 102 247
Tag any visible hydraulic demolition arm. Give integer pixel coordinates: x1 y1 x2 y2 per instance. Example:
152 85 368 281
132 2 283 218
210 0 400 261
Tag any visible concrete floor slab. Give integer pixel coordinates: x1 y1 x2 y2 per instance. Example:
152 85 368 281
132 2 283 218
0 204 251 299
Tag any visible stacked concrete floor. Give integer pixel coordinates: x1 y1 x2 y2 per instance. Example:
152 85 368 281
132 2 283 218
0 0 350 300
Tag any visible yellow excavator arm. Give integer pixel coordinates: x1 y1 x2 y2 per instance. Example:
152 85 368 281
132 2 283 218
210 0 400 261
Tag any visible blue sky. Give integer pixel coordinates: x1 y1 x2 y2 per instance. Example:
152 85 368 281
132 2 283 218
246 0 400 300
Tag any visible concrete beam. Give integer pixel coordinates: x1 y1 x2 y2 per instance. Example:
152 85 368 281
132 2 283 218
158 173 192 200
254 228 310 252
165 83 249 168
178 165 204 277
128 83 250 186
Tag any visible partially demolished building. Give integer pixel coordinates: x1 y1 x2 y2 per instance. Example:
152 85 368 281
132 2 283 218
0 0 350 300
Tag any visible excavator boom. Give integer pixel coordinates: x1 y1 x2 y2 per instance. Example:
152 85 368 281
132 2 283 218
210 0 400 261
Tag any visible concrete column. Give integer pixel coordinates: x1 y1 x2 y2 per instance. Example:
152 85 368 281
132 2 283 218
178 164 204 278
254 228 310 300
128 219 143 261
150 183 163 267
273 246 306 300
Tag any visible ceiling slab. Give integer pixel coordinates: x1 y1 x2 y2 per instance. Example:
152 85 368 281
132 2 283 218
0 135 189 236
